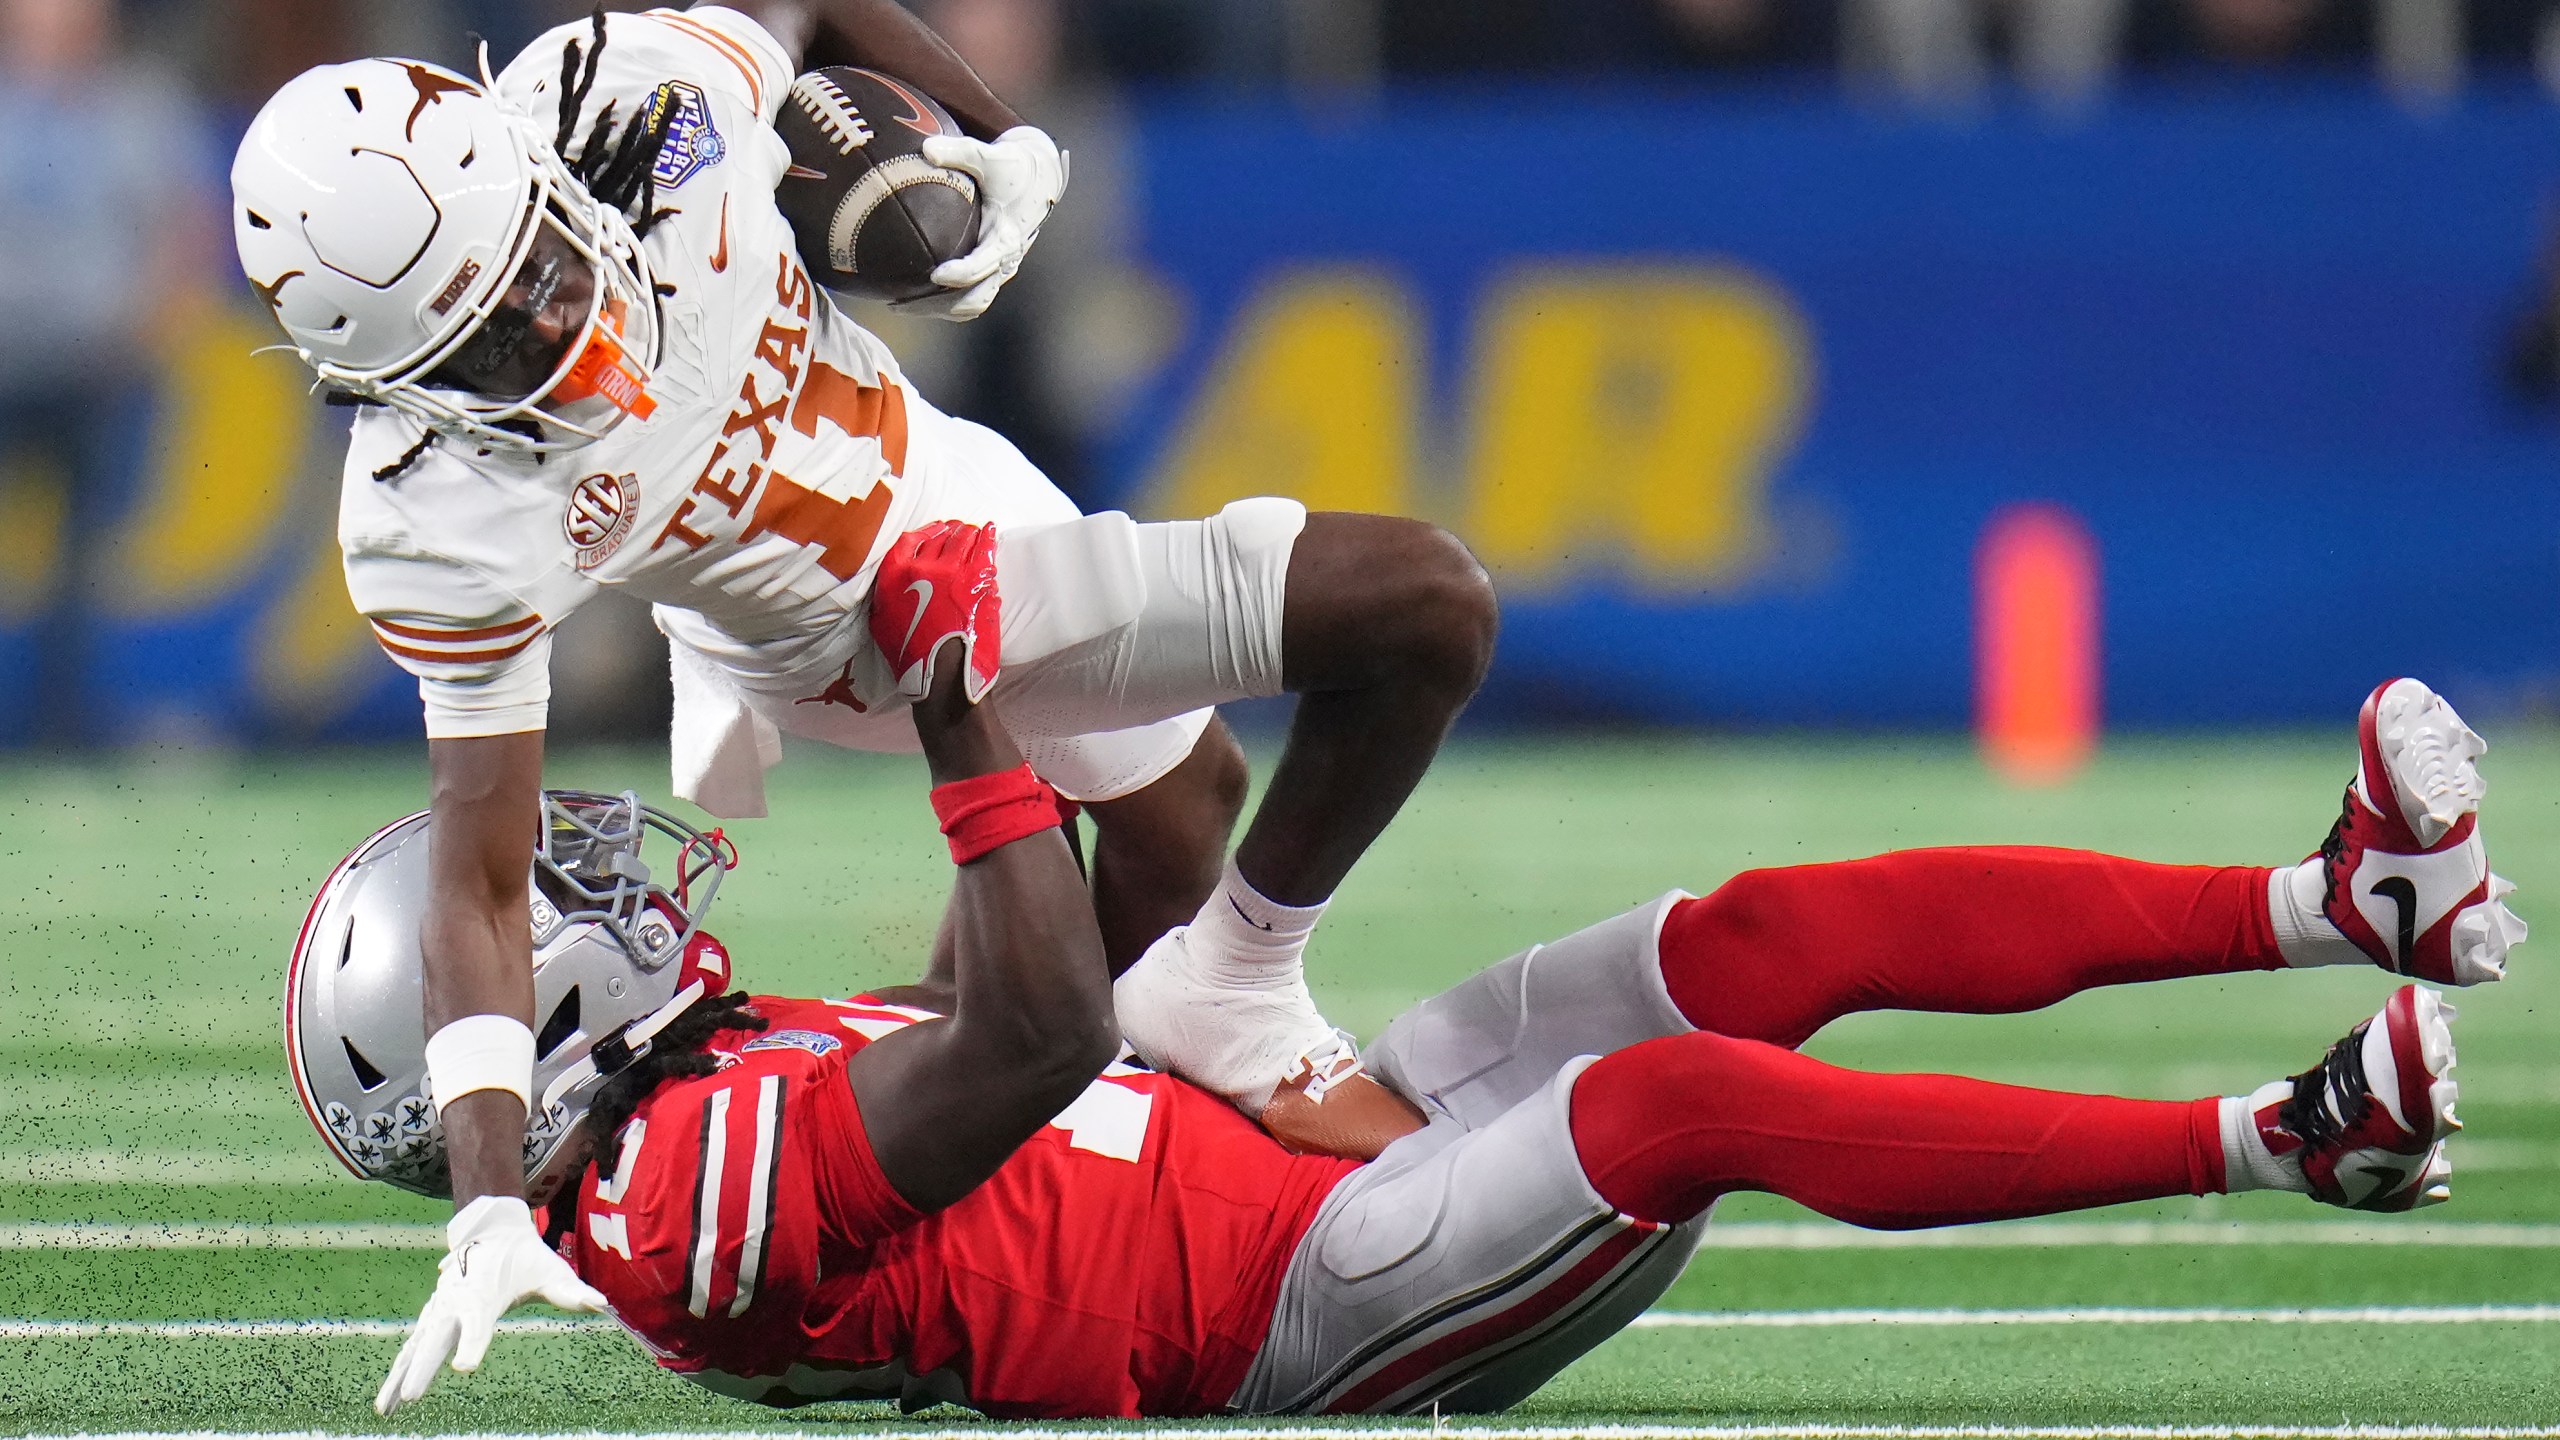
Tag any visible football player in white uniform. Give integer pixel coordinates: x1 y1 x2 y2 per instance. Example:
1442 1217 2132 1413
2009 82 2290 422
231 0 1495 1412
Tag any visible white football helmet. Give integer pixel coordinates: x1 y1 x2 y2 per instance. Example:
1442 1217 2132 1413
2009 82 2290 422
286 792 736 1202
231 56 661 453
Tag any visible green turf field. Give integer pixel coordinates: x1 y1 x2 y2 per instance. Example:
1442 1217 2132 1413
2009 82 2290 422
4 729 2557 1435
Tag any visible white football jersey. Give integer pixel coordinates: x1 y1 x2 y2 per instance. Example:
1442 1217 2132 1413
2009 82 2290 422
340 6 965 738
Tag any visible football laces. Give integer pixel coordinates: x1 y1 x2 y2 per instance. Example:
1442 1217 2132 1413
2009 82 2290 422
791 73 873 156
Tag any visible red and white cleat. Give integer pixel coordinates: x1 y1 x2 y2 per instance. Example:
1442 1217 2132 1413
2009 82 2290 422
2313 678 2523 985
2249 984 2460 1212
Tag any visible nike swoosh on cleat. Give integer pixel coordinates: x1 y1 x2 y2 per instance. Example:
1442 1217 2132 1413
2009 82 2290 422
897 579 936 658
2359 1161 2412 1206
2372 875 2419 974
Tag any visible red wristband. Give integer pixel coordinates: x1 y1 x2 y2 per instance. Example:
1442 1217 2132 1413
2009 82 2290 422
929 764 1063 865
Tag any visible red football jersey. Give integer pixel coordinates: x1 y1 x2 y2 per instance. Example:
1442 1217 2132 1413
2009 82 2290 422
564 995 1359 1418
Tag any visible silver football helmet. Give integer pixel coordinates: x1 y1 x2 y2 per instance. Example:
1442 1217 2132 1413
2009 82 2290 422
286 791 736 1202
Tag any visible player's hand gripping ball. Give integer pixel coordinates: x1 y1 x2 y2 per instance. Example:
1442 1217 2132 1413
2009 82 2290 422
900 124 1066 321
774 67 1065 318
871 520 1001 703
775 68 983 305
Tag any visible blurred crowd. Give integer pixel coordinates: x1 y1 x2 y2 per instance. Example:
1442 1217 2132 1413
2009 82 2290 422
1372 0 2560 100
83 0 2560 105
6 0 2560 745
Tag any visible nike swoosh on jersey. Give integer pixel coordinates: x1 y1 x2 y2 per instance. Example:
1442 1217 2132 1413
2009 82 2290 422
710 195 730 273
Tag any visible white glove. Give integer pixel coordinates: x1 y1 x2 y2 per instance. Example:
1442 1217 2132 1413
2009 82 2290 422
900 125 1068 322
374 1195 607 1416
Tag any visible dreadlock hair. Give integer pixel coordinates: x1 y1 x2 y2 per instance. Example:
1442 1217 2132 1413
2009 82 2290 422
583 989 768 1179
370 427 436 482
553 6 681 241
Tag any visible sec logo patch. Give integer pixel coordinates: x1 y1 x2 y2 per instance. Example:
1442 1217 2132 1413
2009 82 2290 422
565 471 638 569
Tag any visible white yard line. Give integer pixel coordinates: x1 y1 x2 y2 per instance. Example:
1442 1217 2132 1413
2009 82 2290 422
2 1150 341 1186
12 1306 2560 1341
1691 1221 2560 1249
16 1428 2560 1440
0 1319 605 1339
17 1218 2560 1250
1626 1306 2560 1327
0 1223 441 1249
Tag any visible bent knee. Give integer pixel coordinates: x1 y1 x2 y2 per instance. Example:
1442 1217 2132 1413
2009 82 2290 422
1404 524 1499 685
1189 721 1251 826
1090 721 1249 854
1352 518 1499 687
1659 869 1836 1047
1675 867 1803 950
1284 513 1500 692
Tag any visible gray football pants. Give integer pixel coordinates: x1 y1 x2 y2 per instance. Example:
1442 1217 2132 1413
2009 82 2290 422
1230 892 1711 1416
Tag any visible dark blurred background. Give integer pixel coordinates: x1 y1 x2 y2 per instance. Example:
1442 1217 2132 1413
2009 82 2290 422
8 0 2560 754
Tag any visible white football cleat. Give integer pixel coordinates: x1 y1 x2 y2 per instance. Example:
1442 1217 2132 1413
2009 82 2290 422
1113 924 1356 1113
2313 678 2524 985
2249 984 2459 1212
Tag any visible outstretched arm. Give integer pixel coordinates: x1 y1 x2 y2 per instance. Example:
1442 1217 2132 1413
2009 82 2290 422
375 730 607 1417
421 731 545 1206
845 644 1119 1212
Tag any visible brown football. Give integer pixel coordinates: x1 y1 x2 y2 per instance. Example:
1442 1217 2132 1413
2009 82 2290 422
773 67 981 304
1259 1071 1428 1162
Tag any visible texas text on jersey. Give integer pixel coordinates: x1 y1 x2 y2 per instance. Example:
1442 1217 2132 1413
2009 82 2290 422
341 7 1005 741
562 995 1358 1418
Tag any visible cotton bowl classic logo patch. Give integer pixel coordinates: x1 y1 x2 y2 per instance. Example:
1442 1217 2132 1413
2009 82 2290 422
741 1029 843 1057
565 471 638 569
645 81 725 190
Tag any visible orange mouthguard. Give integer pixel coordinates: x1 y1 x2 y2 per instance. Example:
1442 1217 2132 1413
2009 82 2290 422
555 317 656 420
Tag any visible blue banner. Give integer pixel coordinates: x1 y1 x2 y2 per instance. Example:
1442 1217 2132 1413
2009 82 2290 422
8 85 2557 743
1104 85 2560 726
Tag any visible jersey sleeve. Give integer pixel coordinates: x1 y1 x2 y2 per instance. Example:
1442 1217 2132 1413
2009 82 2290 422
642 6 796 121
342 545 552 739
497 6 793 127
813 1069 928 1246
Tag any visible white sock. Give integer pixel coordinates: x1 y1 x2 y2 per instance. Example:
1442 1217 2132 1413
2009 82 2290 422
2218 1087 2308 1194
1183 857 1328 983
2268 861 2362 969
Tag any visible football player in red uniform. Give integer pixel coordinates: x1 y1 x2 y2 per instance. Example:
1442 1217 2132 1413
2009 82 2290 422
290 528 2520 1419
237 0 1494 1400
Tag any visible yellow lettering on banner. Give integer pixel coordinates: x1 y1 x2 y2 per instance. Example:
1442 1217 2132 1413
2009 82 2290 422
1461 267 1811 588
0 456 65 618
255 527 388 722
1139 269 1418 519
116 304 314 611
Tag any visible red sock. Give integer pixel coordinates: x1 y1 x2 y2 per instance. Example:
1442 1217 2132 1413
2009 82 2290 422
1569 1031 2227 1227
1662 847 2283 1049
